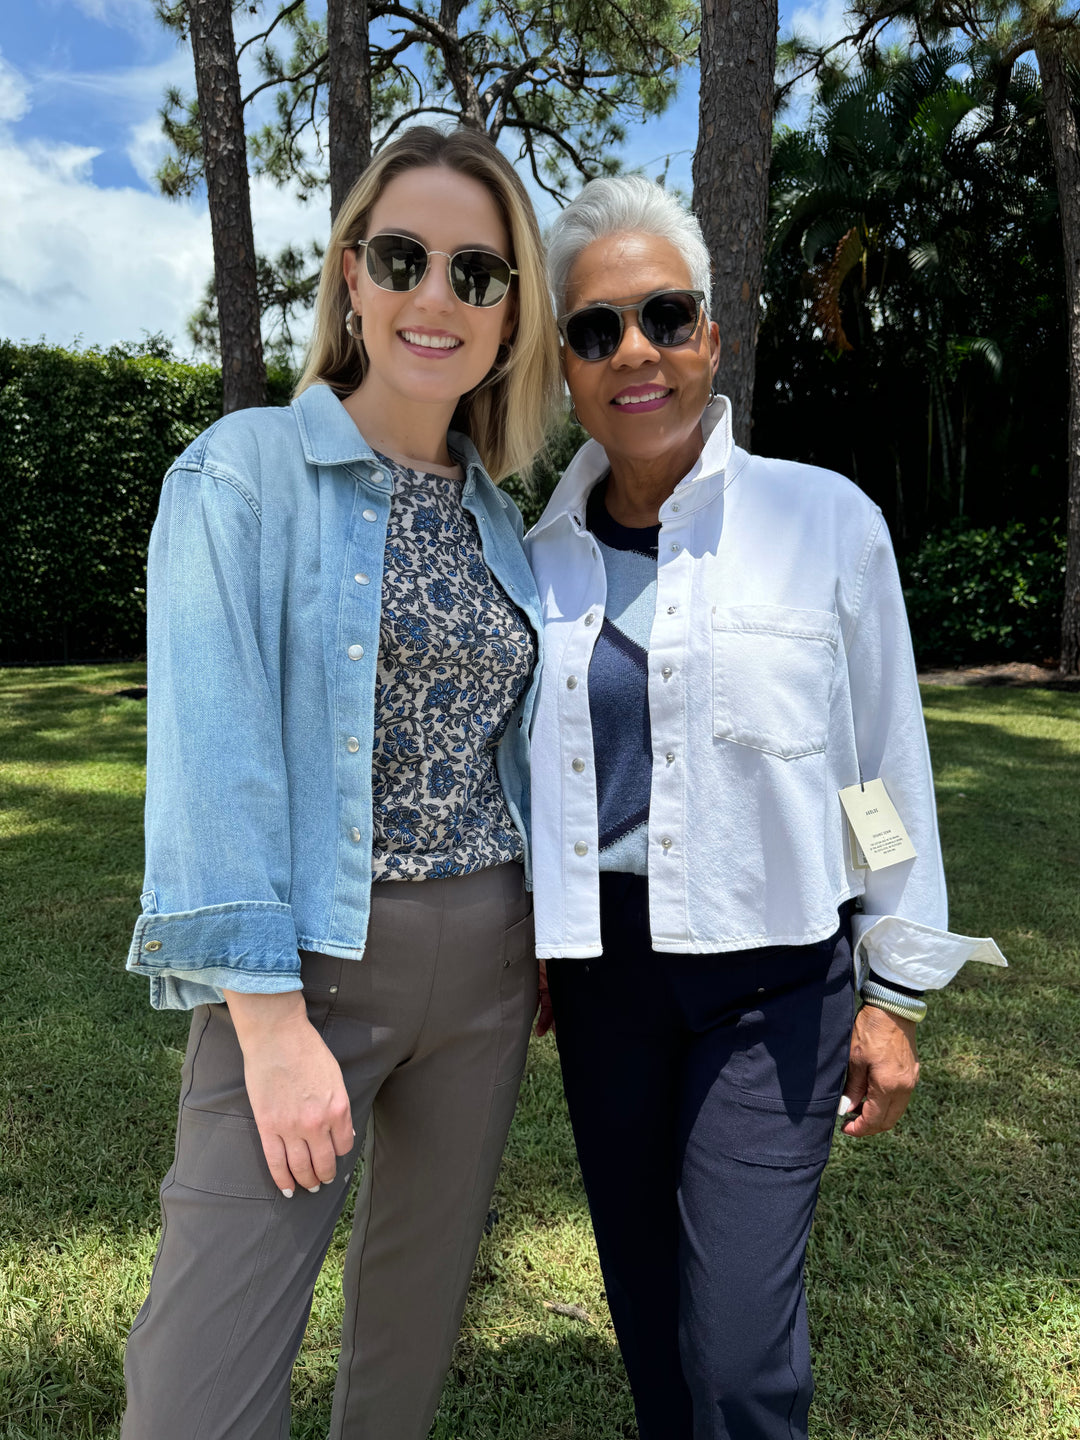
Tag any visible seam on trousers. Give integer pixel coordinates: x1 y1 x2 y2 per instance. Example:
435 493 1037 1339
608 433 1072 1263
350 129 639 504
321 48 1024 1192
439 1064 500 1369
415 883 449 1049
186 1004 283 1440
784 1275 804 1439
192 1194 282 1440
127 1007 213 1349
335 1109 377 1436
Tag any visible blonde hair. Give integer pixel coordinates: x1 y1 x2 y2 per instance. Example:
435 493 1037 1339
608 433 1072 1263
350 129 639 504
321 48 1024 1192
296 127 561 483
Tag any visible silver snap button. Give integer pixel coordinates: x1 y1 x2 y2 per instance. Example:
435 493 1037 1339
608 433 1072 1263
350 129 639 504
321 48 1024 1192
572 758 585 773
566 676 578 690
661 837 673 850
584 613 596 626
666 752 676 764
671 503 680 512
329 985 339 994
362 508 377 522
574 841 588 856
346 737 360 753
661 665 673 679
143 939 162 952
347 644 364 661
349 827 362 843
667 605 677 615
354 572 370 585
670 543 680 553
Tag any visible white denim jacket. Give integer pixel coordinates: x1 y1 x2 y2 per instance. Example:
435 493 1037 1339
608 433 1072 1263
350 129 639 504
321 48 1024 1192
524 398 1006 990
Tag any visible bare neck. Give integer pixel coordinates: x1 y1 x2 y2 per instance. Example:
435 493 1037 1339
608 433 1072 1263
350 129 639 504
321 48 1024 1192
342 379 458 472
604 430 704 526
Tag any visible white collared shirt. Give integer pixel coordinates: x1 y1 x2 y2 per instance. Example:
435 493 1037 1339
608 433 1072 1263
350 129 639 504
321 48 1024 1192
524 398 1005 989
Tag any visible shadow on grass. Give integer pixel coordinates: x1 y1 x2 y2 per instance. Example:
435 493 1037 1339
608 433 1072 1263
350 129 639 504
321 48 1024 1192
2 675 1077 1438
0 667 148 765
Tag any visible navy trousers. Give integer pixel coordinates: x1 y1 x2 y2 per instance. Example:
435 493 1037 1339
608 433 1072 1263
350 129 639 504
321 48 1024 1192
547 876 856 1440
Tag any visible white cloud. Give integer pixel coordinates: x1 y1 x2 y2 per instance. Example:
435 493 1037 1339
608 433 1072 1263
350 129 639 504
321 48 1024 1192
126 112 169 187
0 120 330 354
786 0 854 49
0 129 211 348
778 0 860 117
35 49 194 110
0 51 32 124
63 0 174 50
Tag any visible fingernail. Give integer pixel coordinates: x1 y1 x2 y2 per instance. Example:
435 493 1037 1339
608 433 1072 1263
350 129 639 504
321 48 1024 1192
307 1184 321 1194
838 1096 855 1116
281 1188 294 1199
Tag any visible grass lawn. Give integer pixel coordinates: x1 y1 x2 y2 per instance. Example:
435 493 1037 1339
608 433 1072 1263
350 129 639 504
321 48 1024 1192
1 665 1077 1439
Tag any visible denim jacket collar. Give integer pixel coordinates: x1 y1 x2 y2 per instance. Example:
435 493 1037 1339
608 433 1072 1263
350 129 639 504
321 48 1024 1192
291 383 490 494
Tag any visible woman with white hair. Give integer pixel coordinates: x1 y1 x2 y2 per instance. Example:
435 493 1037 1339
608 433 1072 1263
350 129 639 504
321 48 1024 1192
526 175 1004 1439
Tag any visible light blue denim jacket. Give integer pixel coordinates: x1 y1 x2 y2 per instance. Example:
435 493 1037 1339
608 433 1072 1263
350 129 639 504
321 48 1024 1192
126 383 543 1010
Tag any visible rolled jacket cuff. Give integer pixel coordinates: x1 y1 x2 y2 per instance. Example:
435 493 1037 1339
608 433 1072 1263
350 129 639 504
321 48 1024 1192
853 914 1007 990
127 900 302 1011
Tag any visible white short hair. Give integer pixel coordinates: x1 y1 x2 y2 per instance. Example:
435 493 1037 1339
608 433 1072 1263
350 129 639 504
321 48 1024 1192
546 175 712 316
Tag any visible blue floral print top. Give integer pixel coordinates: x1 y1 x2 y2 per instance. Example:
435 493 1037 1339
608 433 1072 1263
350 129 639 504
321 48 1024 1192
371 454 536 880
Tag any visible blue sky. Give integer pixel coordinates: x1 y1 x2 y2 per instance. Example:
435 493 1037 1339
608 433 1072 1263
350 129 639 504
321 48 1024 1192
0 0 841 355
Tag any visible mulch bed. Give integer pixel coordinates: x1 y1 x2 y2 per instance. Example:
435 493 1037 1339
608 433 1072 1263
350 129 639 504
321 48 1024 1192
917 661 1080 692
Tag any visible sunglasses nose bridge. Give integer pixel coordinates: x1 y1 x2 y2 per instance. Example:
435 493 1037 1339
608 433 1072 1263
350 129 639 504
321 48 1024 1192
410 247 459 308
613 305 662 364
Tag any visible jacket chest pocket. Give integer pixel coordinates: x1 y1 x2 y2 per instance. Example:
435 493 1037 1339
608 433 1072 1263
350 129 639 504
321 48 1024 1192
711 605 840 759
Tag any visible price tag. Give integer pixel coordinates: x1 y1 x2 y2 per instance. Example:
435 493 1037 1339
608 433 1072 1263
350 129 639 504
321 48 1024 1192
838 778 917 872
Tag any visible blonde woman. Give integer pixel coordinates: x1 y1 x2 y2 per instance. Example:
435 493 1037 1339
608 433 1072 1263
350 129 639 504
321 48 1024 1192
121 126 560 1440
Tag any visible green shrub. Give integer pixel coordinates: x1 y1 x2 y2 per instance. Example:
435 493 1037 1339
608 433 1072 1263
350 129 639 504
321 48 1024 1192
0 341 292 662
501 410 586 530
900 519 1066 666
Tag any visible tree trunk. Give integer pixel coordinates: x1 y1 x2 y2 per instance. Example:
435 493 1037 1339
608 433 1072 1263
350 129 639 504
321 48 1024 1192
1038 39 1080 674
188 0 267 413
692 0 778 447
328 0 372 221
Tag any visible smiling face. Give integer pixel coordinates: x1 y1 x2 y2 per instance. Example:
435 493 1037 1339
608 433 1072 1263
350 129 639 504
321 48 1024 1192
561 231 720 484
342 164 516 427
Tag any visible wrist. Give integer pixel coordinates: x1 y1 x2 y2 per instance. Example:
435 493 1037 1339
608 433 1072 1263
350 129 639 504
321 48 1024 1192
859 979 927 1024
224 988 309 1046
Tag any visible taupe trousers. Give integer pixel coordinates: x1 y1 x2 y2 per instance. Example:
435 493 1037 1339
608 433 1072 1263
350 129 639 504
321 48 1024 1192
122 863 537 1440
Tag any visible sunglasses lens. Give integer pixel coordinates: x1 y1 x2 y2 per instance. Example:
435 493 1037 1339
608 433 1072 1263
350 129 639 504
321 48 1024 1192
565 307 622 361
365 235 427 291
641 291 700 346
450 250 512 307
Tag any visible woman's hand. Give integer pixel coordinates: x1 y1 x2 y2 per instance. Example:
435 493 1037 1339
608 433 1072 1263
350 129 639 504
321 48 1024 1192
535 959 555 1037
839 1004 920 1138
224 990 354 1196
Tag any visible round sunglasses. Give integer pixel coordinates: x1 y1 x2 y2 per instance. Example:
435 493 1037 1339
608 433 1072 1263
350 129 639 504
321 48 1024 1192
355 232 517 308
558 288 706 361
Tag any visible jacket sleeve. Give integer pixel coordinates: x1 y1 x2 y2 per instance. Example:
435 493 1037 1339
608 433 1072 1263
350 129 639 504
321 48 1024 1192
126 454 303 1010
845 516 1006 990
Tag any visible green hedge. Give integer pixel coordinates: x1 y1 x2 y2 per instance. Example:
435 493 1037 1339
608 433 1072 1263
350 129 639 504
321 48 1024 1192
1 341 1066 666
900 519 1066 667
0 342 291 663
